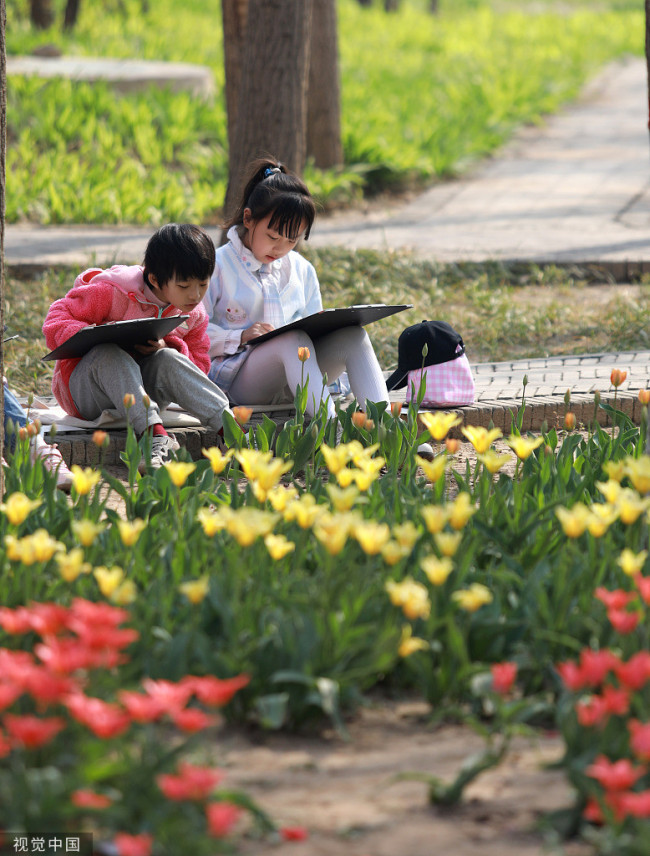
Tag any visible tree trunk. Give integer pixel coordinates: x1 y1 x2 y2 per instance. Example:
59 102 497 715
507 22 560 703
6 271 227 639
222 0 249 159
430 0 439 12
63 0 81 31
29 0 54 28
223 0 313 225
307 0 342 169
384 0 400 10
0 0 6 488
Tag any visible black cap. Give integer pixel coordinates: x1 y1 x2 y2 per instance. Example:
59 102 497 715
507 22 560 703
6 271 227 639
386 320 464 391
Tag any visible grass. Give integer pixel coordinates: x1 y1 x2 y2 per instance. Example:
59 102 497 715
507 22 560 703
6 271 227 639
7 255 650 400
4 0 642 224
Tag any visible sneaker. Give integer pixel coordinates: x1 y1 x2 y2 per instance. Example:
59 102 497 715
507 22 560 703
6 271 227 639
416 442 435 462
149 434 180 469
32 442 74 492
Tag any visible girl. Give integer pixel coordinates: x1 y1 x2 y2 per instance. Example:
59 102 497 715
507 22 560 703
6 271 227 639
203 158 391 421
43 223 232 469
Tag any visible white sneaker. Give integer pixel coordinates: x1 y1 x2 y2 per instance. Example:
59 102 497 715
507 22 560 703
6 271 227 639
149 434 180 469
32 442 73 492
416 442 435 462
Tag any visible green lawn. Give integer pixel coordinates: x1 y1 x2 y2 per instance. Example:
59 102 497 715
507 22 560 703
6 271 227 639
5 0 642 224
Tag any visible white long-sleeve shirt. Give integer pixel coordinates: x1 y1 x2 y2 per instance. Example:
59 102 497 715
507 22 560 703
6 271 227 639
203 226 322 392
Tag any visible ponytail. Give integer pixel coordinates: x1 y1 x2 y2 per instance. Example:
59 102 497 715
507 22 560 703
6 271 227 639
225 157 316 240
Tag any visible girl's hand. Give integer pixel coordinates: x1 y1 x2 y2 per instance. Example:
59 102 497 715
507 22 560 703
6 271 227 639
241 323 274 344
134 338 167 355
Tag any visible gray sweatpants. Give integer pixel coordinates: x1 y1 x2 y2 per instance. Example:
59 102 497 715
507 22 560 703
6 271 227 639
69 344 232 435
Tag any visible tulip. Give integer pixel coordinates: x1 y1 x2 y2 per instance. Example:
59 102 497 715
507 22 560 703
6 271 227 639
116 518 147 547
232 405 253 425
461 425 503 454
610 368 627 388
70 465 102 495
639 389 650 405
421 555 453 586
297 346 310 362
419 411 462 442
386 578 431 620
0 492 42 526
398 625 429 657
506 434 544 460
202 446 234 474
452 583 493 612
164 461 195 487
491 662 518 695
264 534 295 560
206 801 242 837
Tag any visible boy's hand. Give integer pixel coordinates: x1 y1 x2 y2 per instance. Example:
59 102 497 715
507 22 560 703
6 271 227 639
241 323 274 344
134 338 167 355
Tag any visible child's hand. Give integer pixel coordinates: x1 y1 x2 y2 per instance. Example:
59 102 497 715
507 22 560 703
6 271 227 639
241 323 274 343
134 338 167 355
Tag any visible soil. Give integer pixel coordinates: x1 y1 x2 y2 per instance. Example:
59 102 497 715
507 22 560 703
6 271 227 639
219 699 591 856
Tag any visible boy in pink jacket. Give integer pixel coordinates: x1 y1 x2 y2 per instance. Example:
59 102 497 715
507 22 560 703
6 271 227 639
43 223 232 469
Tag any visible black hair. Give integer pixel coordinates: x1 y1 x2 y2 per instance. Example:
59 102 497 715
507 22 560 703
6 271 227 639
143 223 216 287
226 157 316 240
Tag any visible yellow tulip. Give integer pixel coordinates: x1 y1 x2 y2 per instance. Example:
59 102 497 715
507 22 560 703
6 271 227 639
264 534 295 560
227 508 278 546
336 468 356 488
448 493 476 531
617 548 648 577
392 521 421 550
596 479 622 505
353 520 391 555
616 489 650 525
421 555 454 586
452 583 493 613
197 507 232 537
94 566 125 597
419 411 462 442
116 518 147 547
417 454 448 483
0 492 42 526
386 578 431 620
70 465 102 495
111 579 137 606
164 461 196 487
555 504 591 538
461 425 503 454
312 511 358 556
56 548 92 583
283 494 326 528
624 457 650 495
381 540 412 566
202 446 234 474
398 625 429 658
477 449 512 474
179 575 210 604
72 519 105 547
434 531 463 557
506 435 544 460
266 485 299 512
352 469 379 491
10 529 64 565
420 504 449 534
320 443 353 474
326 483 360 512
603 460 627 484
586 503 618 538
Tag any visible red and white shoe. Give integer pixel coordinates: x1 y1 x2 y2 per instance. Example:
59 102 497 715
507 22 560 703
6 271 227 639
32 441 73 492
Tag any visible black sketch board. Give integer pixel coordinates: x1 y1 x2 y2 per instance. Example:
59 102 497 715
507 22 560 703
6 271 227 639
42 315 190 361
248 304 412 345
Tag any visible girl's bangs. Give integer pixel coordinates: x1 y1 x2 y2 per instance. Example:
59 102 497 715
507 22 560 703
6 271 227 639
268 197 313 240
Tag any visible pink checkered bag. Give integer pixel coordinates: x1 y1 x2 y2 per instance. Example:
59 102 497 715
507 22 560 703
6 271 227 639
405 352 475 408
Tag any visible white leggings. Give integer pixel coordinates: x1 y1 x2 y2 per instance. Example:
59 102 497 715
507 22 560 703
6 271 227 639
228 327 389 418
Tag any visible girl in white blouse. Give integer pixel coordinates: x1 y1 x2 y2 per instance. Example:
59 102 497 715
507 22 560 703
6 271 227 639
203 157 390 419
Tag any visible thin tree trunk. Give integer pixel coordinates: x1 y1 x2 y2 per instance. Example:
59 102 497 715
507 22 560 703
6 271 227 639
307 0 342 169
221 0 249 160
430 0 439 12
63 0 81 31
223 0 313 225
0 0 6 488
30 0 54 28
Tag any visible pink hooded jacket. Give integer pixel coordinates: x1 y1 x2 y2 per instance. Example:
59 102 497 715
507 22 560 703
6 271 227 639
42 265 211 417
